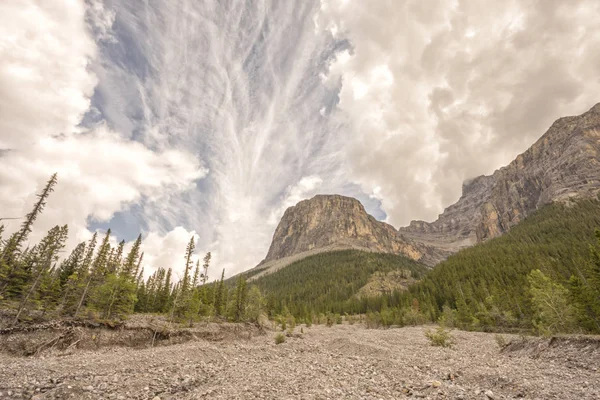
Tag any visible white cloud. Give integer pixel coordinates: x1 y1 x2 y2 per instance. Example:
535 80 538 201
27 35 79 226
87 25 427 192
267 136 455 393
267 176 324 225
0 1 206 265
320 0 600 226
4 0 600 279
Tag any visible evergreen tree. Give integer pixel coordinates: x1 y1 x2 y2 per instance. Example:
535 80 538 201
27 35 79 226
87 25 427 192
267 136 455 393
528 269 575 335
202 252 211 285
75 230 111 317
181 236 195 294
568 229 600 332
123 234 142 278
57 242 86 288
213 269 225 317
232 276 248 322
0 174 57 264
13 225 68 324
0 174 58 297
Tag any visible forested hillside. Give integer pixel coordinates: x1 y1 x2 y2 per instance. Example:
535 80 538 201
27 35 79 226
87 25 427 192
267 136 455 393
378 198 600 333
249 199 600 334
0 175 263 327
250 250 428 320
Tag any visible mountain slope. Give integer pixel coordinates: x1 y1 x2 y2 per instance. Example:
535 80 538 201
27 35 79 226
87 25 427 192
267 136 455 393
396 198 600 330
248 195 443 280
400 103 600 254
249 250 428 318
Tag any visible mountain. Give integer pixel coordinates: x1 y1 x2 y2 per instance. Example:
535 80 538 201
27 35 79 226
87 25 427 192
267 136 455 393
249 195 442 280
400 103 600 254
249 103 600 280
397 198 600 331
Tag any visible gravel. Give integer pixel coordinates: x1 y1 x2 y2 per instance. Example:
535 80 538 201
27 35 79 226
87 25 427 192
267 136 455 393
0 324 599 399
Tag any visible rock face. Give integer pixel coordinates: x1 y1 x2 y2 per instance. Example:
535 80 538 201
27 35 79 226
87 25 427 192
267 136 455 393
258 103 600 272
400 103 600 253
263 195 428 264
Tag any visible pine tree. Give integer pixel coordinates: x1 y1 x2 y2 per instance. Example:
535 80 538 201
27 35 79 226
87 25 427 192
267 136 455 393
181 236 195 294
213 269 225 317
1 174 57 263
202 252 211 285
61 235 96 316
0 174 58 297
13 225 68 324
123 234 142 279
528 269 575 335
75 230 111 317
106 240 125 275
192 260 200 288
58 242 86 288
569 229 600 332
233 276 248 322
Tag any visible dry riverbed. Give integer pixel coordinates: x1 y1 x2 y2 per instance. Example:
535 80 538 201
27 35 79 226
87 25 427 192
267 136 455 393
1 324 599 399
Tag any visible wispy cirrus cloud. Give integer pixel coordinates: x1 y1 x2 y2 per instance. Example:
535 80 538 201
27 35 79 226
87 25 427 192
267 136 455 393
2 0 600 278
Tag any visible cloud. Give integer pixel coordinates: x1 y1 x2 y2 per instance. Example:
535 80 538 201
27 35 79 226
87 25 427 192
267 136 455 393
89 1 351 275
0 0 206 270
3 0 600 278
267 176 324 225
320 0 600 226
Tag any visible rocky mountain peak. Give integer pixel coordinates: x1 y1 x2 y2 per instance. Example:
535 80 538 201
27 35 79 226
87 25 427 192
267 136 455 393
400 102 600 253
263 194 425 264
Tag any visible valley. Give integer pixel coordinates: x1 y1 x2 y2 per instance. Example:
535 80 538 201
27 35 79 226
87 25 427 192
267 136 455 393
1 324 598 399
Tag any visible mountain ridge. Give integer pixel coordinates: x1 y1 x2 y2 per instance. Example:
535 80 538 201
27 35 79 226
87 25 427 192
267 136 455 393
252 102 600 274
399 102 600 253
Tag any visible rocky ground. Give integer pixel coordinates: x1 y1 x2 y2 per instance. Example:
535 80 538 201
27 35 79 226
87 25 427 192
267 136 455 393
1 324 599 400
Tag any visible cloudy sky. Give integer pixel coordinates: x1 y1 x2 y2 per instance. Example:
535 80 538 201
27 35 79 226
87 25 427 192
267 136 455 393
1 0 599 279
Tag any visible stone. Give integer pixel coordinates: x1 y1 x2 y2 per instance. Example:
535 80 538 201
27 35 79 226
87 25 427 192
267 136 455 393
248 194 434 279
431 381 442 388
485 389 495 399
400 103 600 261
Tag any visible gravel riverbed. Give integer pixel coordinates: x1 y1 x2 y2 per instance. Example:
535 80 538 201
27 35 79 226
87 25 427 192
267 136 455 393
1 324 599 399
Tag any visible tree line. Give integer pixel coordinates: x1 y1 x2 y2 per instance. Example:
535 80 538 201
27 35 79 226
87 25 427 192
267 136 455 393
248 199 600 335
0 174 265 326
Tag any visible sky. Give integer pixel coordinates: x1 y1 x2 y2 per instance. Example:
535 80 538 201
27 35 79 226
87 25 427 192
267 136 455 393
1 0 600 280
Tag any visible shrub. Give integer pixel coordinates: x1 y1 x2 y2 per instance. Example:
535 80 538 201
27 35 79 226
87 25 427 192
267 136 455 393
425 325 456 348
326 313 335 327
494 333 507 349
275 333 286 345
365 311 380 329
286 314 296 333
335 314 343 324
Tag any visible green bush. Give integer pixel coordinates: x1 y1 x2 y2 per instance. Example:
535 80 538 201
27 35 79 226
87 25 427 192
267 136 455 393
326 313 335 327
425 325 456 348
275 333 286 345
494 334 507 349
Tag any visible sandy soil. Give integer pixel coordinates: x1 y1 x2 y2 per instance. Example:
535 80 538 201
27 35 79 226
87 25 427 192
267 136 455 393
0 324 599 400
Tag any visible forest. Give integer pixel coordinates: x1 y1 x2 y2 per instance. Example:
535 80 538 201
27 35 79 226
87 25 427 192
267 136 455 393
0 174 263 326
247 198 600 334
2 174 599 336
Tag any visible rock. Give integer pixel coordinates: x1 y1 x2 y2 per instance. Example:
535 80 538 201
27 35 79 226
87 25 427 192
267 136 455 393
252 194 431 273
431 380 442 388
83 386 94 392
400 103 600 259
485 389 495 399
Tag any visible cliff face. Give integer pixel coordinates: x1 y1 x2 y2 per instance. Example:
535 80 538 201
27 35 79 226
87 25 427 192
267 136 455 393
400 103 600 252
263 194 432 264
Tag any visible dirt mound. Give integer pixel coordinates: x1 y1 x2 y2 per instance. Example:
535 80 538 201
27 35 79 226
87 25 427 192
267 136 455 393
0 315 265 357
503 334 600 370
